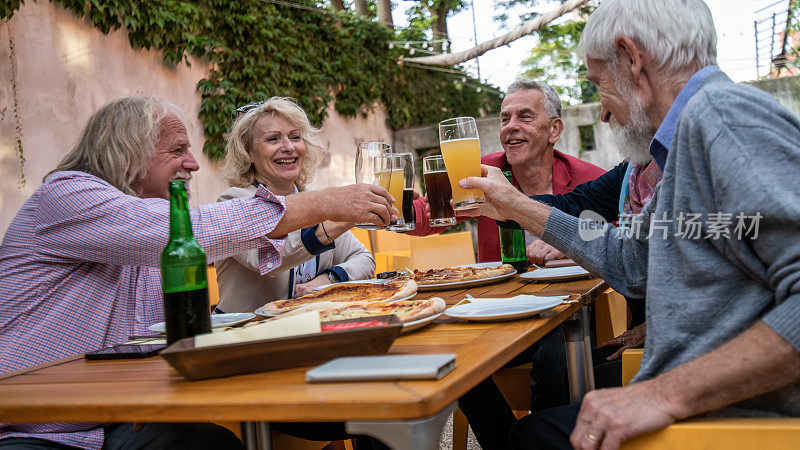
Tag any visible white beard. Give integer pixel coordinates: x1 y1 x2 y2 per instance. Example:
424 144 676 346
610 77 656 166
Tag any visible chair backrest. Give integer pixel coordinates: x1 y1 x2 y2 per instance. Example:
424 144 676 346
595 289 630 344
349 228 373 253
207 264 220 309
371 229 411 253
621 348 644 386
406 231 476 270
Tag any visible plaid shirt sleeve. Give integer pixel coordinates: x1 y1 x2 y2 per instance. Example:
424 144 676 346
0 172 289 449
36 172 286 271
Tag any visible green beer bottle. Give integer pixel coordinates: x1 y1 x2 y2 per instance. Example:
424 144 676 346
498 171 529 274
160 180 211 345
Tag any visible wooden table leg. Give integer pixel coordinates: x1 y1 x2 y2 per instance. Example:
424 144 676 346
346 402 457 449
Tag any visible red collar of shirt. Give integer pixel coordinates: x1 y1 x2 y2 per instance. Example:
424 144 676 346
481 148 576 194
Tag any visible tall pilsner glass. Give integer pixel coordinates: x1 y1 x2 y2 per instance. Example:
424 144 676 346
355 142 392 230
422 155 457 226
438 117 485 210
386 153 416 232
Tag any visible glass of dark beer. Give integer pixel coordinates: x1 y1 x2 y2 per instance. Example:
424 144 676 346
355 142 392 230
422 155 457 226
387 153 416 232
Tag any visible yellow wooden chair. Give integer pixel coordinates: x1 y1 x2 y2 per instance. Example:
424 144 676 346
349 228 373 254
620 349 800 449
370 230 412 273
207 264 220 310
594 288 629 345
385 231 476 271
371 229 411 253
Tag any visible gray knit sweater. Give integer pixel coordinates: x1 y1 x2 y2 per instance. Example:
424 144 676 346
542 71 800 417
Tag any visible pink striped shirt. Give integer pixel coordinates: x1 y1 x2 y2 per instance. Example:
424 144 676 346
0 171 286 448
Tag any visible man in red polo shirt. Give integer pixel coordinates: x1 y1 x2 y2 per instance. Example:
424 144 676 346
408 80 605 262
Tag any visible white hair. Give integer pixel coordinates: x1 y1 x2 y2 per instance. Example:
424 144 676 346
48 97 182 196
507 79 562 118
578 0 717 74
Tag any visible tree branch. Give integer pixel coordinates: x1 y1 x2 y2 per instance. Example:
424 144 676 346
403 0 588 66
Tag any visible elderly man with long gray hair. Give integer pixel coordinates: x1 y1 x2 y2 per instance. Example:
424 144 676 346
0 97 394 449
457 0 800 448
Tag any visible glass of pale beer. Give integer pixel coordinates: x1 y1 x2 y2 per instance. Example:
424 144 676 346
422 155 457 226
386 153 416 232
438 117 485 210
355 142 392 230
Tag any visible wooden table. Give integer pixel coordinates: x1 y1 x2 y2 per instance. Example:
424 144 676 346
0 276 607 449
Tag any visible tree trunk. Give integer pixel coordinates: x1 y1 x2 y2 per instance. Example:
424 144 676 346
330 0 345 10
430 3 450 52
354 0 369 16
376 0 393 28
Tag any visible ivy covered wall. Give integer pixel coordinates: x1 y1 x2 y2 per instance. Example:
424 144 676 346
1 0 501 160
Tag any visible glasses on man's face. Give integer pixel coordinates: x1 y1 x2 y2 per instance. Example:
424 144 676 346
235 101 265 118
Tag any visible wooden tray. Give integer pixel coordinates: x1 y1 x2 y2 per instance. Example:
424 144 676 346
160 315 401 380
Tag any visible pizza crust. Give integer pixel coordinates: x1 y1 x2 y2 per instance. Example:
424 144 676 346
402 297 446 322
385 278 417 302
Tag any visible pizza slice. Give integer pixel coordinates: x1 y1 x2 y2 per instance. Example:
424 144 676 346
412 264 515 286
260 278 417 315
287 297 447 324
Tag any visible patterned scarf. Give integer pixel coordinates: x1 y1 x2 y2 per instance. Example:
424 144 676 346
622 160 662 215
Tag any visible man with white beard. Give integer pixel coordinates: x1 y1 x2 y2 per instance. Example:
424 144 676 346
458 0 800 448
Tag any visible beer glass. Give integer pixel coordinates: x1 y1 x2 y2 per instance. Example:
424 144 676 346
355 142 392 230
386 153 416 232
422 155 457 226
439 117 485 210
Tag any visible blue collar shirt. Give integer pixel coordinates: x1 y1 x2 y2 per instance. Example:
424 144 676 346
649 65 719 171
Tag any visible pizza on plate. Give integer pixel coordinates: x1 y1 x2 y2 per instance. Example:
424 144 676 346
408 264 515 286
286 297 447 324
259 279 417 315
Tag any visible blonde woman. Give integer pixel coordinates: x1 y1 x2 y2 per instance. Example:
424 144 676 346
214 97 375 313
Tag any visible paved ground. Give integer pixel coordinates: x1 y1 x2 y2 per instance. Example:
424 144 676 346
438 413 481 450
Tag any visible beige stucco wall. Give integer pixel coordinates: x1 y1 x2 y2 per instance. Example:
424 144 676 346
310 102 392 190
0 1 392 239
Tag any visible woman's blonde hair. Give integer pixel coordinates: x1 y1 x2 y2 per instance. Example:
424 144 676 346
47 97 181 196
220 97 323 190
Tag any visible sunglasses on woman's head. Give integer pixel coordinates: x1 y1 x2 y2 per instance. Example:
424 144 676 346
235 101 266 118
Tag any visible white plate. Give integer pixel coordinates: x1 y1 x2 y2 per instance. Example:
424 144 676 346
253 306 277 317
519 266 592 282
443 296 564 322
416 262 517 291
401 312 443 334
147 312 255 334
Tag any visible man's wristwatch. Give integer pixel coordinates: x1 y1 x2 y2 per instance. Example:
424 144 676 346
326 271 340 283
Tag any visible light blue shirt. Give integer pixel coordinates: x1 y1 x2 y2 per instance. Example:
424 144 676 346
650 65 719 171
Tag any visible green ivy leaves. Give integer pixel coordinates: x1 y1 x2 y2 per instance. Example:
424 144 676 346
3 0 500 160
